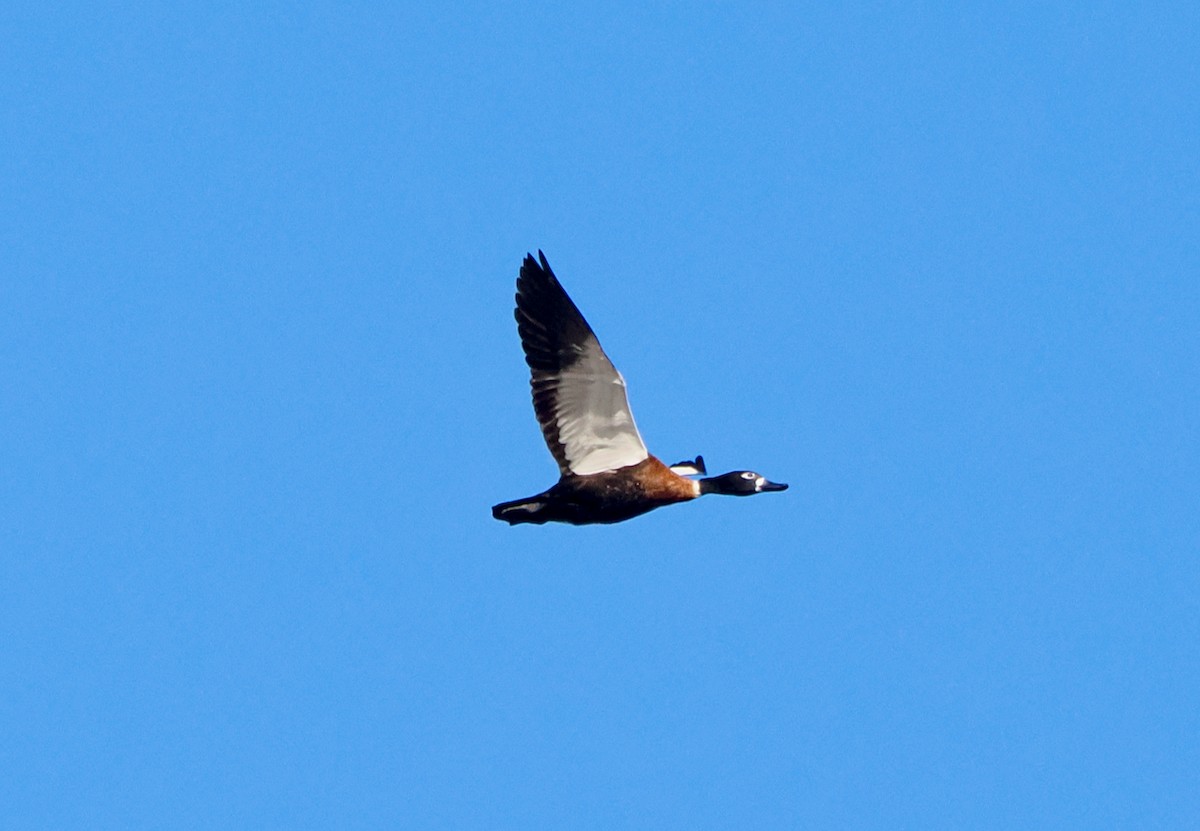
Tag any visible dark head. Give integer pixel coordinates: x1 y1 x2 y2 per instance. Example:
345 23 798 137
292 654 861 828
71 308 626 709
699 471 788 497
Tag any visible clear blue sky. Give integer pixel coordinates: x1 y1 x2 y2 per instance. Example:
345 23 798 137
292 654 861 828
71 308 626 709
3 2 1197 827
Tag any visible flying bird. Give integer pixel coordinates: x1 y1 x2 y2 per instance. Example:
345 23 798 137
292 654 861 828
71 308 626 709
492 251 787 525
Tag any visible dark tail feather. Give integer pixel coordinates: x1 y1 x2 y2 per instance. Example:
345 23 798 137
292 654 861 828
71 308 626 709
492 495 550 525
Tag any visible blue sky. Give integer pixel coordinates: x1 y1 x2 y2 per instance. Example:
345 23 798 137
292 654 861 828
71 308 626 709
3 1 1198 827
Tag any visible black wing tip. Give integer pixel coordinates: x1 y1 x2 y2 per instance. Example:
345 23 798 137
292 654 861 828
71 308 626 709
520 252 539 279
520 250 556 282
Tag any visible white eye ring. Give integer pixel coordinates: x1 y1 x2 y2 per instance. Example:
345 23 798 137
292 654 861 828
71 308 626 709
741 472 756 479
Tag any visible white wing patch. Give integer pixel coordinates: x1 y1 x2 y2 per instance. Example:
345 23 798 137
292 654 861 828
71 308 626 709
554 336 648 476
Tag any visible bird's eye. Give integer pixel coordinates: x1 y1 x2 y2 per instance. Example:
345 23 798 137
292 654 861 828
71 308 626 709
741 472 755 480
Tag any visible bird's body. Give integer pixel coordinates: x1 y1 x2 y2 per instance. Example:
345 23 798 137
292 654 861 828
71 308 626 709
493 252 786 526
493 457 699 526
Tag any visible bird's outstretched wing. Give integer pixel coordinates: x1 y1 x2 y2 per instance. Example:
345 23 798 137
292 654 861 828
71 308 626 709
514 252 649 476
669 456 706 476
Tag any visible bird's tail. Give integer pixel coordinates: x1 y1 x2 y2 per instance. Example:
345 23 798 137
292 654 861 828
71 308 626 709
492 495 550 525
